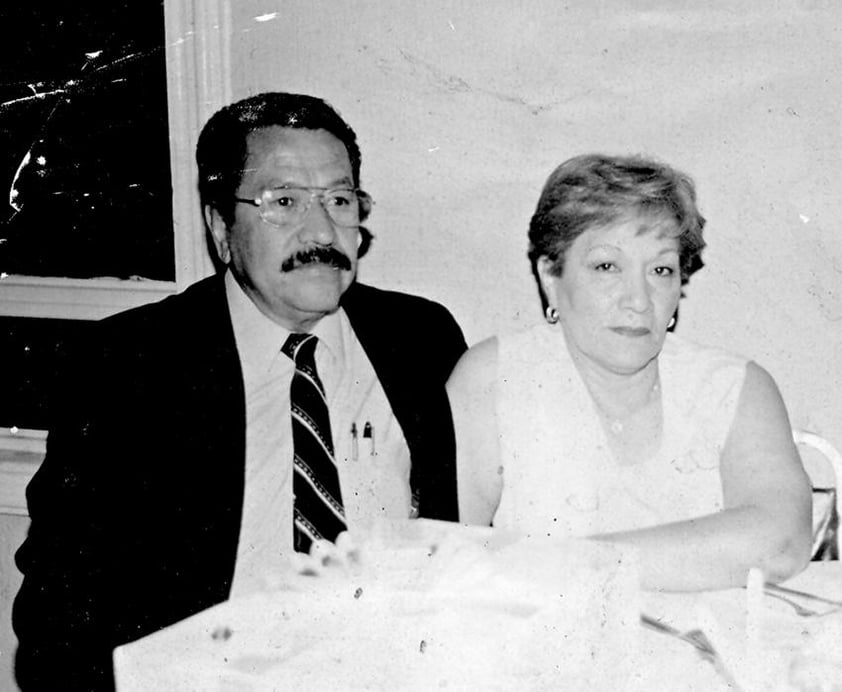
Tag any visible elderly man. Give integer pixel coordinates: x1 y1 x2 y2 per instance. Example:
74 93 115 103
13 92 466 691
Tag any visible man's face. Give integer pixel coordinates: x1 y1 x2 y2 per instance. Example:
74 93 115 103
209 126 359 331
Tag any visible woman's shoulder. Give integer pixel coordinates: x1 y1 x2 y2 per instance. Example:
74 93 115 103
662 332 747 362
448 336 499 390
735 360 789 416
662 333 749 379
661 333 751 415
451 323 553 382
495 323 562 364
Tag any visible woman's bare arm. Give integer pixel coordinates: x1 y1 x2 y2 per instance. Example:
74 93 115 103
595 362 812 591
446 337 503 527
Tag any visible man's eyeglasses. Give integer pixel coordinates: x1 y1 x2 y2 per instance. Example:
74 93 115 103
234 186 373 229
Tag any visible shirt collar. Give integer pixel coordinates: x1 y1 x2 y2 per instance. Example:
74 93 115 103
224 270 345 380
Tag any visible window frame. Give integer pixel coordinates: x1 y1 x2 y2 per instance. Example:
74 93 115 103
0 0 231 320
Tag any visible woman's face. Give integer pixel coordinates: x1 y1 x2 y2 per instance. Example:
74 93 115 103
539 214 682 376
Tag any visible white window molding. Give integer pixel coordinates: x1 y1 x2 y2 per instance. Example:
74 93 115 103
0 0 232 321
0 428 45 516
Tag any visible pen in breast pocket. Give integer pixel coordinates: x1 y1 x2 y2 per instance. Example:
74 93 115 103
350 422 358 461
363 421 374 456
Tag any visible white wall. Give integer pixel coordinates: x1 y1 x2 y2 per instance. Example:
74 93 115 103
0 514 29 691
231 1 842 444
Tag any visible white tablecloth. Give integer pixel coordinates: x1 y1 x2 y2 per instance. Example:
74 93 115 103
114 561 842 692
638 562 842 691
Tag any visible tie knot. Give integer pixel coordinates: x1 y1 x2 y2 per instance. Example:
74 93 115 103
282 333 318 367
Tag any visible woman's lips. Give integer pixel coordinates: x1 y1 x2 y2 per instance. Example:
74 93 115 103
611 326 651 337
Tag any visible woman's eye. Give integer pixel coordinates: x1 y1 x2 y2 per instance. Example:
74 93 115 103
654 265 677 276
593 262 614 272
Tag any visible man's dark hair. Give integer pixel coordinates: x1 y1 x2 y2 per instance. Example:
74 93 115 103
196 92 362 225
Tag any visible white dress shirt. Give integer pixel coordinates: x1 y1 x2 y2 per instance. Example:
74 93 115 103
225 271 412 597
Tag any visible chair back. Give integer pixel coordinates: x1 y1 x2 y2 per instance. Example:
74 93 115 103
795 429 842 561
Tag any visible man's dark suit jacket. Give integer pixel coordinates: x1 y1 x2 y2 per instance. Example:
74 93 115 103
12 274 467 691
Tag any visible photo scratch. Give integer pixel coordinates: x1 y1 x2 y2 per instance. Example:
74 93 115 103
394 49 563 115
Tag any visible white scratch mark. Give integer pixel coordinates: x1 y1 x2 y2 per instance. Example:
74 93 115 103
448 20 455 31
254 12 279 22
36 156 46 165
9 149 32 212
799 214 810 224
428 146 440 152
0 88 68 112
0 273 9 280
10 426 20 434
85 50 103 60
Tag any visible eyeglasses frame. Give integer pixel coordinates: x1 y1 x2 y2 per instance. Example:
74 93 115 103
233 185 373 229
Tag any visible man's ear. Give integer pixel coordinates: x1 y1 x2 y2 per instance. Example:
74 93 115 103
204 205 231 265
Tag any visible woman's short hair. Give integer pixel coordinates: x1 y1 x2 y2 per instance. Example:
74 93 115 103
196 92 362 226
527 153 706 285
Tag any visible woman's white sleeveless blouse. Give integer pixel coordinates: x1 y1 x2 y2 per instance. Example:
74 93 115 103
494 325 747 538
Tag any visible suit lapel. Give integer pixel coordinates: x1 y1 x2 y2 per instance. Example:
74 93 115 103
341 282 407 429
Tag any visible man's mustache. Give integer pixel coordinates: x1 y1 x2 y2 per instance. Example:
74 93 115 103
281 246 352 272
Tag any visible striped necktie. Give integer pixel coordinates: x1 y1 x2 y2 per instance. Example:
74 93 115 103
282 333 346 553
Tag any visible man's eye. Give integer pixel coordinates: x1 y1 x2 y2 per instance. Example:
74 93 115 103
268 194 298 209
593 262 614 272
327 191 355 206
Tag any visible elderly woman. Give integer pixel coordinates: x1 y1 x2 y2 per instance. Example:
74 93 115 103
447 153 812 591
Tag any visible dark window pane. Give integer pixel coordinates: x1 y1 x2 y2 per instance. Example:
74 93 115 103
0 1 174 281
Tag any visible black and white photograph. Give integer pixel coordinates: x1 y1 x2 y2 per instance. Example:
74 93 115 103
1 1 841 690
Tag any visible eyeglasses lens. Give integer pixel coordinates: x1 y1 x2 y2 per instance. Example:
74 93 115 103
261 188 362 227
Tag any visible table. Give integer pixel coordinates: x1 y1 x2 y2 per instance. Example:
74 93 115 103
637 562 842 691
114 559 842 692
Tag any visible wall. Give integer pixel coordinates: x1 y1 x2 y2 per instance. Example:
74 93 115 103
230 0 842 445
0 442 42 691
0 514 28 689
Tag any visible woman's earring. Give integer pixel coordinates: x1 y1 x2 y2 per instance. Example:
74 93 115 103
545 306 559 324
667 315 677 331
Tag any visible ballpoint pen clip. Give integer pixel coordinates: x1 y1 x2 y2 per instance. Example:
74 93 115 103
362 422 374 455
350 422 358 461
